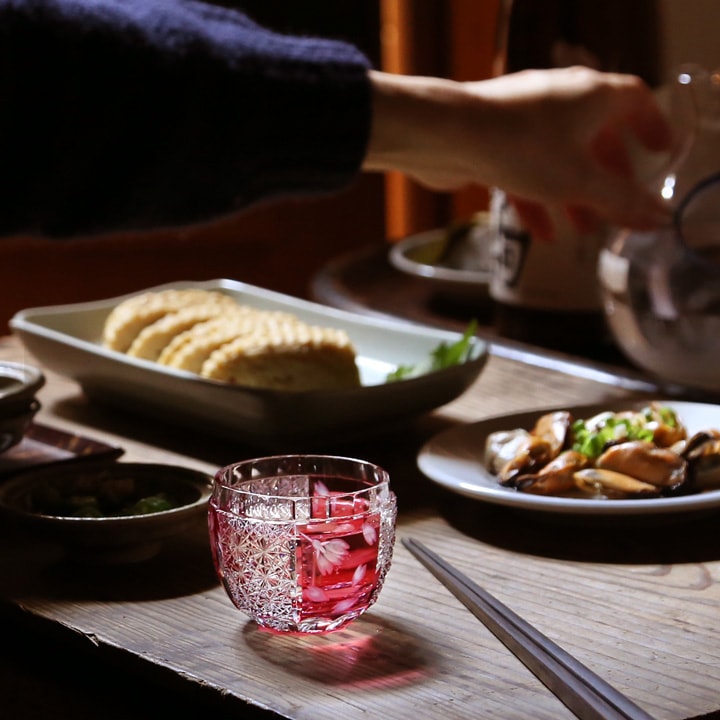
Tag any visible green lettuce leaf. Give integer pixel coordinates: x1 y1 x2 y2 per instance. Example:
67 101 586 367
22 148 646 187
386 320 478 382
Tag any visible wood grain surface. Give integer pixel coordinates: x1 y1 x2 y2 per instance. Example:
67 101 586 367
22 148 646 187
1 333 719 720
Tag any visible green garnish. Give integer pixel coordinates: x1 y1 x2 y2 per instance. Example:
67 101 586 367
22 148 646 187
31 485 178 518
126 494 174 516
386 320 478 382
571 414 655 459
644 404 678 428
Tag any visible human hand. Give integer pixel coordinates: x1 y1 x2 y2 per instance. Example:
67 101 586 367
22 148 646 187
364 66 673 240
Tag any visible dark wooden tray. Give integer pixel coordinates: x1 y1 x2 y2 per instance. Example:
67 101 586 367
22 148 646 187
0 423 124 478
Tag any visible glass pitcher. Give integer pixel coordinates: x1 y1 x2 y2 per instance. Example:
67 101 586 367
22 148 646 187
598 65 720 392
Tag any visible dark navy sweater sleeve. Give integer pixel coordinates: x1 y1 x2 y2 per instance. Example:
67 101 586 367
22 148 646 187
0 0 373 236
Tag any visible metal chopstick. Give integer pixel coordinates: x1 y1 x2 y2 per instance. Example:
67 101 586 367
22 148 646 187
403 538 655 720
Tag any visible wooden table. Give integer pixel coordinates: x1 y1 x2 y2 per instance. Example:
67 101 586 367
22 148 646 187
1 328 719 720
310 242 631 366
310 242 716 403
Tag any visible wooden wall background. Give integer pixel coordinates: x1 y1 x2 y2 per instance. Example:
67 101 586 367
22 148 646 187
379 0 500 240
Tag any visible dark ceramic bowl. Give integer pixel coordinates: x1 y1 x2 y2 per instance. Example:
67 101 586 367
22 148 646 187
0 361 45 454
0 399 41 454
0 361 45 416
0 461 213 563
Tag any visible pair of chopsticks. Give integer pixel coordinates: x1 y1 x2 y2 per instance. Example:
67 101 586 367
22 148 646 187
403 538 655 720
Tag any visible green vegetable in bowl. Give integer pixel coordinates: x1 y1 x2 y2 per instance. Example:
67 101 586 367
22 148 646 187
386 320 478 382
126 494 174 515
30 476 181 518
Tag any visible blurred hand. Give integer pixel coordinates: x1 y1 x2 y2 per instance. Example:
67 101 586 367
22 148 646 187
364 66 673 240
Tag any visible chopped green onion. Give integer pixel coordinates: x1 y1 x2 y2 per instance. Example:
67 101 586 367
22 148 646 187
571 412 655 459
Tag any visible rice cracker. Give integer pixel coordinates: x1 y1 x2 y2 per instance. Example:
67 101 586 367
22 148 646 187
126 304 255 361
200 324 360 391
102 289 239 353
158 311 301 374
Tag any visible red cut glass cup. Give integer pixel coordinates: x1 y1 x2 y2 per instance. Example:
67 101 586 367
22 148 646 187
209 455 397 634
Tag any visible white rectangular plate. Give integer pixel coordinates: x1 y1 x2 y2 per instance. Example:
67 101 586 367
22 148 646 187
11 279 488 448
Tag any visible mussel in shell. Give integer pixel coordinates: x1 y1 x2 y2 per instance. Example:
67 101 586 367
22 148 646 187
571 437 688 498
497 434 556 487
531 411 572 457
595 440 688 492
516 450 591 496
484 429 531 476
642 403 688 447
681 429 720 491
485 404 720 500
484 411 572 487
573 468 661 499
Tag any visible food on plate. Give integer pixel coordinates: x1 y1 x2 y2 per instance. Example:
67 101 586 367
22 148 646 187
157 312 298 373
102 289 239 352
102 289 361 391
127 303 250 361
484 403 720 499
201 323 360 391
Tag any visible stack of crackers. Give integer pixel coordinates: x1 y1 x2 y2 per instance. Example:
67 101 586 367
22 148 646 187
101 289 361 391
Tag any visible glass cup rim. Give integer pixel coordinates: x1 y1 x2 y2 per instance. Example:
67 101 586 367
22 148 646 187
213 454 391 501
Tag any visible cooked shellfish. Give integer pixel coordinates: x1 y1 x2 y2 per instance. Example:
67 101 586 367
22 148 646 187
485 411 572 487
484 429 531 476
642 402 687 447
595 440 687 492
682 429 720 491
484 403 719 501
573 468 661 499
497 435 555 486
531 411 572 457
516 450 591 496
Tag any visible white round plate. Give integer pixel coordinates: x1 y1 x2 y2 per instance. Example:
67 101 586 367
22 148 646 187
418 399 720 516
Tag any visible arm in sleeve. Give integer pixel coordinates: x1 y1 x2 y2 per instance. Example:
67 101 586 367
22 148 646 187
0 0 373 236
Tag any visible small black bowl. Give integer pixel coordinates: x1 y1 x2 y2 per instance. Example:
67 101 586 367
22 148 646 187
0 399 41 454
0 461 213 563
0 361 45 417
0 361 44 454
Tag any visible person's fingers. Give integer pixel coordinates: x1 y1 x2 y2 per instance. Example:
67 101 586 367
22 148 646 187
507 195 556 242
581 166 671 229
590 126 634 177
576 76 673 228
624 93 674 152
598 74 673 152
565 205 601 235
